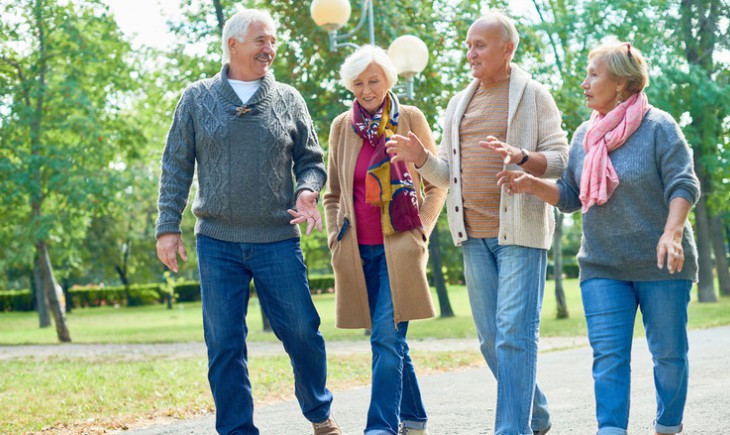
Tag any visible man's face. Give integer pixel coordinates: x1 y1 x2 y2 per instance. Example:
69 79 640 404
229 20 276 80
465 19 512 84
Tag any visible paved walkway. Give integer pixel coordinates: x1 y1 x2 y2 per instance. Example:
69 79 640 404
117 326 730 434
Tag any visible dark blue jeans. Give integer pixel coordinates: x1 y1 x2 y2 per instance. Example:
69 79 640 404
360 244 428 435
196 235 333 435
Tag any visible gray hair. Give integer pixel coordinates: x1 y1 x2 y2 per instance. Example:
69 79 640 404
221 8 276 65
475 11 520 60
339 45 398 92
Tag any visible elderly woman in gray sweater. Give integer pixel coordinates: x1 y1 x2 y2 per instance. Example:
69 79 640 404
497 43 700 435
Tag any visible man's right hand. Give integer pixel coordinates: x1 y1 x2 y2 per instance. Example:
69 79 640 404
385 132 429 168
156 233 187 273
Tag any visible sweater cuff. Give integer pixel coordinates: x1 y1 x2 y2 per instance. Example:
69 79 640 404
156 223 182 239
669 187 698 206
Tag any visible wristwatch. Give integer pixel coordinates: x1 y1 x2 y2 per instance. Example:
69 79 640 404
517 148 529 166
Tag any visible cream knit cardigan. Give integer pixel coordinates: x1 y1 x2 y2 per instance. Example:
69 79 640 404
418 64 569 249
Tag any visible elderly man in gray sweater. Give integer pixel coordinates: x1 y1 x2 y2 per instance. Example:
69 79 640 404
155 8 340 435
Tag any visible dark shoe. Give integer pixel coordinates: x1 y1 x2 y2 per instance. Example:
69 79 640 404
312 416 341 435
534 425 551 435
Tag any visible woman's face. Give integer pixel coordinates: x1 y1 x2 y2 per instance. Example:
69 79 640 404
581 56 624 115
352 63 389 115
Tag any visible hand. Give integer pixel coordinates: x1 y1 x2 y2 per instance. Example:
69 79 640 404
288 190 322 236
156 233 187 273
480 136 521 165
496 169 536 195
385 132 429 167
657 229 685 274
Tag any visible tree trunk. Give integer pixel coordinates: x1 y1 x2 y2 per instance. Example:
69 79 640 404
694 194 718 302
213 0 225 33
552 210 569 319
33 254 51 327
35 242 71 342
429 226 454 318
710 214 730 296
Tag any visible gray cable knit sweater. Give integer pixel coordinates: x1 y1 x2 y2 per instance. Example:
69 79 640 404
556 108 700 283
155 65 326 243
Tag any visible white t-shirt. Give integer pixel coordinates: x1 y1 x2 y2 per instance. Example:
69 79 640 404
229 79 262 104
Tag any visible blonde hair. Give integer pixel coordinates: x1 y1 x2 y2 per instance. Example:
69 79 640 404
588 42 649 94
339 45 398 92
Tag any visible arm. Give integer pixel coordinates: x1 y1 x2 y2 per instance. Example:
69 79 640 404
289 92 327 235
654 117 701 274
480 86 567 177
656 197 692 274
408 107 447 235
155 89 196 271
322 116 344 249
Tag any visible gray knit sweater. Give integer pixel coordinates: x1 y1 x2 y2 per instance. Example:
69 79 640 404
155 65 326 243
556 108 700 283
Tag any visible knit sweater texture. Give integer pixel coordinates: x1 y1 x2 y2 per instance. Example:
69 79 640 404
156 65 326 243
556 108 700 283
418 64 569 249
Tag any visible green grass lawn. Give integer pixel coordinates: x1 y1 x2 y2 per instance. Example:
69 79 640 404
1 279 729 434
2 279 729 345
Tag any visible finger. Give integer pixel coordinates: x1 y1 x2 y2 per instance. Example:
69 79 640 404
178 243 188 262
676 253 684 273
167 256 178 273
656 243 666 269
407 131 423 147
287 209 302 218
316 217 323 232
305 218 315 236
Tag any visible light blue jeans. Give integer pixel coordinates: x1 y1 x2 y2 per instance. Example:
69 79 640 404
581 278 691 435
360 244 428 435
196 235 333 435
462 238 551 435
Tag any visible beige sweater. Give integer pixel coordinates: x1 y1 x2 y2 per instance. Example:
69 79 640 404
323 105 447 329
418 64 569 249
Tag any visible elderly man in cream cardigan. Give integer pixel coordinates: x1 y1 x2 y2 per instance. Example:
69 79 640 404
387 11 568 435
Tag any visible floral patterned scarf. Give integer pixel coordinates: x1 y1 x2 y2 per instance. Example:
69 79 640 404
351 91 422 235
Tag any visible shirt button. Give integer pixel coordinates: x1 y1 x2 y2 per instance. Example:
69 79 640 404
458 232 463 238
455 206 459 212
453 177 458 184
453 149 457 155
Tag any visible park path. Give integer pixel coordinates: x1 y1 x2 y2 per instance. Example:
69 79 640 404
120 326 730 434
0 335 587 361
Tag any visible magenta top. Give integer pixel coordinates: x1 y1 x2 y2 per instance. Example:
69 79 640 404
353 138 384 245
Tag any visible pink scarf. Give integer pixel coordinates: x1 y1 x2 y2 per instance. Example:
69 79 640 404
579 92 651 212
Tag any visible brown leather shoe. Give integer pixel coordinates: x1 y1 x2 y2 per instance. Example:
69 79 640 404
312 416 341 435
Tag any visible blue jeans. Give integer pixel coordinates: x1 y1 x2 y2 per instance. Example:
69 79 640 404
462 238 551 435
196 235 333 435
581 278 691 435
360 244 428 435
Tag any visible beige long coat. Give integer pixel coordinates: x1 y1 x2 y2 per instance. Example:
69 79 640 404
323 105 447 329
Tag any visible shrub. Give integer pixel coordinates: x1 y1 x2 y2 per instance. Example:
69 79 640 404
0 289 34 312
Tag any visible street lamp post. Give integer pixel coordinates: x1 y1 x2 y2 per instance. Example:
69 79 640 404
310 0 428 98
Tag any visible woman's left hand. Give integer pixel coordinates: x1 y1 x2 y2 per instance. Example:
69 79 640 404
656 230 684 274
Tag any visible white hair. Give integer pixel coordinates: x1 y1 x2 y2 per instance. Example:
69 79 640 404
339 45 398 92
476 11 520 60
221 8 276 65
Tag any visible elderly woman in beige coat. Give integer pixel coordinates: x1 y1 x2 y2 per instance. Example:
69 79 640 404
323 45 446 435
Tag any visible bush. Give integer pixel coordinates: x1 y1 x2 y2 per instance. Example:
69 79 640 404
174 281 201 302
308 274 334 294
0 289 34 312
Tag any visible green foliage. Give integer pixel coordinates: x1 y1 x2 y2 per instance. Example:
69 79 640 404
0 0 143 287
0 289 34 312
